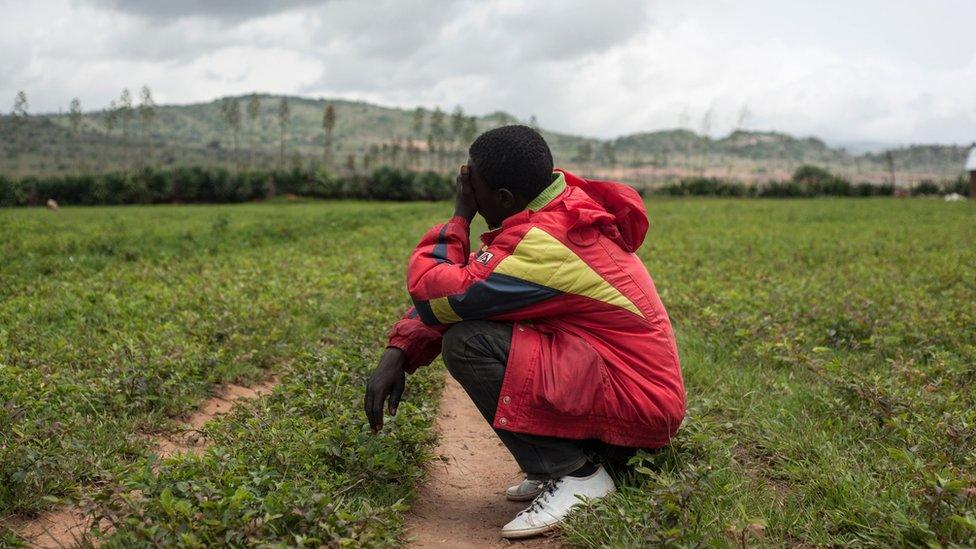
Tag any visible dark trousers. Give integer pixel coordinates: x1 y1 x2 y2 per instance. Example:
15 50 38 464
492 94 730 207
441 320 635 481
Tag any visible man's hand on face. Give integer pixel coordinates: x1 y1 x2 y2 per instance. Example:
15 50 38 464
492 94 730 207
364 347 407 433
453 164 478 222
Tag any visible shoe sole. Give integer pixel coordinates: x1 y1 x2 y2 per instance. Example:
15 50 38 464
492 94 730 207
505 491 542 502
500 522 560 539
503 487 616 537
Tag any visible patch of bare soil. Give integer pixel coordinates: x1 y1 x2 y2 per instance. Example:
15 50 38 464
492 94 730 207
154 376 280 458
4 508 92 549
4 376 280 548
406 376 563 548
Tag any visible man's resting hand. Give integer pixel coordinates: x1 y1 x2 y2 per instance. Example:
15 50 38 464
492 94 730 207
364 347 407 433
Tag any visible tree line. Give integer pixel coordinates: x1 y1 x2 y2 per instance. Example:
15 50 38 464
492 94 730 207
6 89 962 189
2 89 488 178
0 165 458 207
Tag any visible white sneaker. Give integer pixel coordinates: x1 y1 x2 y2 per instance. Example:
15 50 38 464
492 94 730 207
505 478 544 501
501 466 615 539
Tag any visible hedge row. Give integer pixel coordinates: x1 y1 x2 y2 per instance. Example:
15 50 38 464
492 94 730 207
656 165 971 198
3 164 968 207
0 166 455 207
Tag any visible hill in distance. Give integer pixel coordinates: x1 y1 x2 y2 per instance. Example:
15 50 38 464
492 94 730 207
1 93 970 184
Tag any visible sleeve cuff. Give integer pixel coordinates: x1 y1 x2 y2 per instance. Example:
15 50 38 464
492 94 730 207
387 332 439 374
448 215 471 230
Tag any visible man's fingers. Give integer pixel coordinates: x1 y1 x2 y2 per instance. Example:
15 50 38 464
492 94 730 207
389 378 404 416
372 389 386 431
370 389 388 432
365 383 386 432
364 386 377 432
365 349 408 433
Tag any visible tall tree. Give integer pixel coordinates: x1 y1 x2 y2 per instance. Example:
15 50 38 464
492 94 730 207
322 103 336 168
411 107 425 169
102 100 118 170
406 140 418 171
429 107 446 171
462 116 478 147
731 104 751 175
699 106 713 175
12 90 28 118
390 138 402 169
365 144 379 173
602 142 617 173
138 86 157 167
575 141 593 172
12 91 29 173
221 98 242 170
451 106 465 160
246 94 261 168
412 107 425 134
276 97 290 169
68 97 82 134
68 97 83 171
678 107 691 169
118 88 134 169
885 150 897 188
426 133 436 171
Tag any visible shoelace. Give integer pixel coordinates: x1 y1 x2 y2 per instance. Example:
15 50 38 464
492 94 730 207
521 479 562 515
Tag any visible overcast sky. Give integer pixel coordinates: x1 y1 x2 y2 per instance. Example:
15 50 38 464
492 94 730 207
2 0 974 144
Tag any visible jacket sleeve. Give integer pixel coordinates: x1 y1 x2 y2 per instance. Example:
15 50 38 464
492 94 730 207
406 216 563 327
386 306 447 374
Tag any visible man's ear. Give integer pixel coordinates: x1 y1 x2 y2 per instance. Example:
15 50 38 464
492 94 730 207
498 188 516 208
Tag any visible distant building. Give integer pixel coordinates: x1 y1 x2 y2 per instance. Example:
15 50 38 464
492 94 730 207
967 144 976 199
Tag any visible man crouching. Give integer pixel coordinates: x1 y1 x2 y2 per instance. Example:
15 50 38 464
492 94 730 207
365 125 686 539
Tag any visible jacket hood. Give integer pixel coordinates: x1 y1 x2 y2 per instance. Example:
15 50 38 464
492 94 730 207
556 169 649 253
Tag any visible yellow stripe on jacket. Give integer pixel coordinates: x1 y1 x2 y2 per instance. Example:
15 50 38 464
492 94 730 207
493 227 643 317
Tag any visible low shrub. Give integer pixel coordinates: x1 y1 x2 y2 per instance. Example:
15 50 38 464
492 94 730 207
2 164 963 206
791 165 853 196
655 165 962 198
0 174 23 207
658 177 754 197
940 174 970 196
0 166 455 207
854 181 894 197
362 167 452 201
414 171 454 200
912 179 941 196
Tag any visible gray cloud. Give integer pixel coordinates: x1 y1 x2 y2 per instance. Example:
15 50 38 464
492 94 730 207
4 0 975 142
295 0 650 101
79 0 325 23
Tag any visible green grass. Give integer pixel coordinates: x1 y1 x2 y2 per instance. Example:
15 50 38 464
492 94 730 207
2 198 974 546
563 198 976 546
1 201 452 545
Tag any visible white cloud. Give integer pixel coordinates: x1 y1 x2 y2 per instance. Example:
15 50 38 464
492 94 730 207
1 0 974 143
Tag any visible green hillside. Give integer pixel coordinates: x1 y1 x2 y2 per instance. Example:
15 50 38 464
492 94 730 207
613 129 841 163
0 93 969 183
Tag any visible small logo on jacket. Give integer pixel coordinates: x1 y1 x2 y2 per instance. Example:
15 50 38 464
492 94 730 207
475 251 494 265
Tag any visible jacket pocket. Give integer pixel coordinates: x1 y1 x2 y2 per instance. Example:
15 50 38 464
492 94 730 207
535 330 607 417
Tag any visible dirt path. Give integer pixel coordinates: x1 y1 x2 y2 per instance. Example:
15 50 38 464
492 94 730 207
5 508 92 549
154 376 279 458
406 376 562 548
6 376 280 548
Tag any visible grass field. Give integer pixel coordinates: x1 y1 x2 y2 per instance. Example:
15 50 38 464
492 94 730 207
1 197 974 546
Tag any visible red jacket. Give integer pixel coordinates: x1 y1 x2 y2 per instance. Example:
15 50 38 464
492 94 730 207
387 169 685 448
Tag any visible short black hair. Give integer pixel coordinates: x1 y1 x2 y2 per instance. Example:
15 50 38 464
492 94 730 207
468 125 553 199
